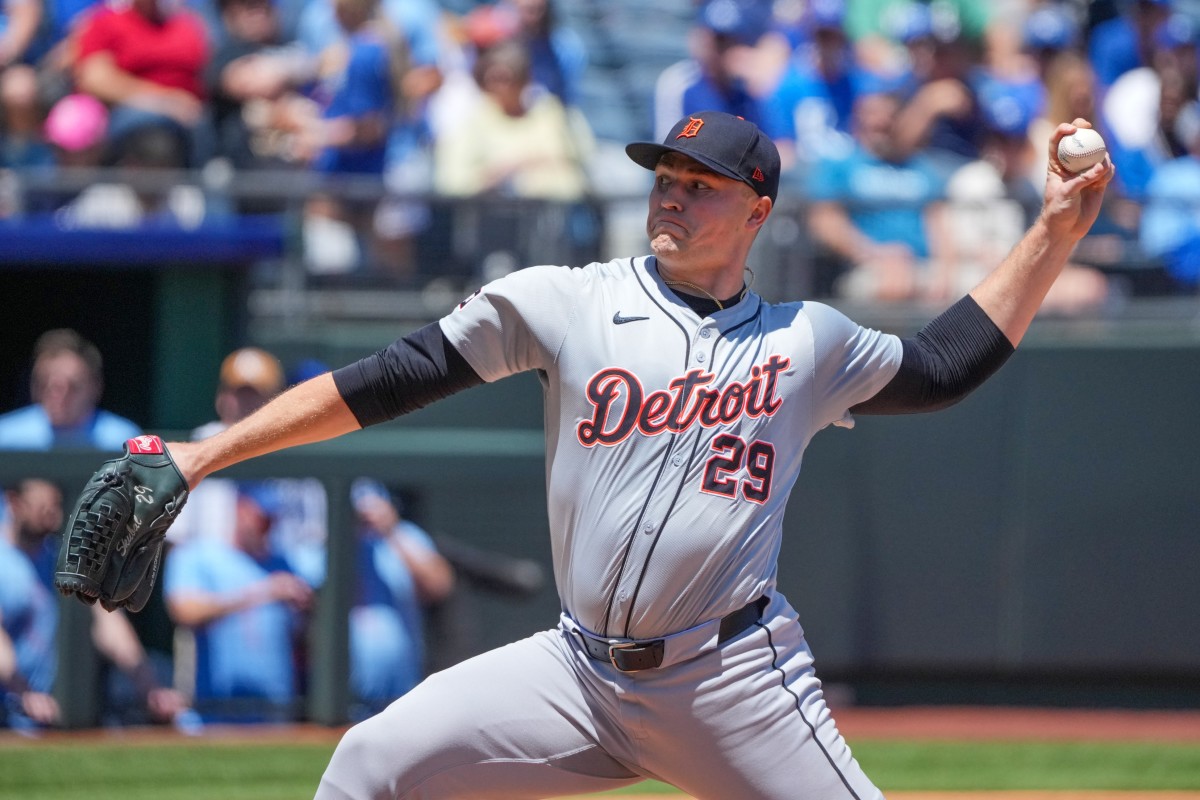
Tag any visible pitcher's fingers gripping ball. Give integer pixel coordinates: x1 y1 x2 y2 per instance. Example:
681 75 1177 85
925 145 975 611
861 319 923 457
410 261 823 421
1057 127 1107 174
55 435 190 612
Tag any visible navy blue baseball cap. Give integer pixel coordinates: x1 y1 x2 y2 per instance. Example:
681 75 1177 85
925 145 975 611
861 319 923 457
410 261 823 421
1022 5 1078 51
980 85 1036 137
806 0 847 32
892 2 933 42
699 0 771 45
626 111 781 203
1156 13 1198 48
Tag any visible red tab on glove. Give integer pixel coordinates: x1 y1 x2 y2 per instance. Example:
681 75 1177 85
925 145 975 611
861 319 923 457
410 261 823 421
126 435 165 455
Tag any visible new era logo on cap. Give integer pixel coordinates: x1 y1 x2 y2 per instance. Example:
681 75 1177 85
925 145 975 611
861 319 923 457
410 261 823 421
626 111 781 202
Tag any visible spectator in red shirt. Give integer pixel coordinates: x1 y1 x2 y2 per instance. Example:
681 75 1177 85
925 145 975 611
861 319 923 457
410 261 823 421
73 0 211 166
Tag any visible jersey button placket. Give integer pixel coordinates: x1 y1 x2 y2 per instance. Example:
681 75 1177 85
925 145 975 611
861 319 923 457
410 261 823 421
695 327 713 363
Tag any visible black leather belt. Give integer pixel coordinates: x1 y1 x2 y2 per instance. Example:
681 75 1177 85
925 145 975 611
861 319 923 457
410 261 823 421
577 596 768 672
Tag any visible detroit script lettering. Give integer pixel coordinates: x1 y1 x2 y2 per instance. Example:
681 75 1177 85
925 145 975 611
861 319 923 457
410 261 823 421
577 355 790 447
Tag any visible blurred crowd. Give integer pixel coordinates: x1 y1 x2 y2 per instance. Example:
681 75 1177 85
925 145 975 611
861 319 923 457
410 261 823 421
0 0 594 280
0 332 439 731
656 0 1200 302
0 329 544 732
3 0 1200 298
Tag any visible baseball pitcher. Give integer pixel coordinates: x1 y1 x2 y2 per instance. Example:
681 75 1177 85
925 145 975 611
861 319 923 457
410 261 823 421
56 110 1113 799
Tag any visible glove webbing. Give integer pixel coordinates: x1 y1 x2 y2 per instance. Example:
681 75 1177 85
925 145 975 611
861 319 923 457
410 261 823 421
61 468 131 590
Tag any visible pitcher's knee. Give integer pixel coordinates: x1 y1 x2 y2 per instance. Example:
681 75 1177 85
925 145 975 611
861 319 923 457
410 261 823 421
318 719 402 800
329 720 374 770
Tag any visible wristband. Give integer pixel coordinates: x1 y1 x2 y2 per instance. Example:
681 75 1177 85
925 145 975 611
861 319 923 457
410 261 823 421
129 659 160 699
4 690 24 717
2 672 31 695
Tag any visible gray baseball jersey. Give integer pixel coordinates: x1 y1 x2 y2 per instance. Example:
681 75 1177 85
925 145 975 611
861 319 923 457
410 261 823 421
317 255 902 800
441 255 901 639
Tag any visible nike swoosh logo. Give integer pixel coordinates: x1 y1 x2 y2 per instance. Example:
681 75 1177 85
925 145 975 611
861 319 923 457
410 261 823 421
613 312 650 325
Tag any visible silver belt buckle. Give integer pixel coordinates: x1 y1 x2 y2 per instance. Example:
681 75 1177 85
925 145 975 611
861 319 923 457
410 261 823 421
607 641 642 672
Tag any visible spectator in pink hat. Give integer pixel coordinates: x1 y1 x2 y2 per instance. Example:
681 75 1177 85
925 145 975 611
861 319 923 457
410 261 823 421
39 93 208 228
43 92 109 166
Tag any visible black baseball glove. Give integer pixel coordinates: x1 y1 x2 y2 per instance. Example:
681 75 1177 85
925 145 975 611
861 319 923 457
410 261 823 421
55 435 190 612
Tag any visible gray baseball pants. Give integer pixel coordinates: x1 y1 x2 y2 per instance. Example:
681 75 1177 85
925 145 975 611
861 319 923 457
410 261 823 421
316 594 884 800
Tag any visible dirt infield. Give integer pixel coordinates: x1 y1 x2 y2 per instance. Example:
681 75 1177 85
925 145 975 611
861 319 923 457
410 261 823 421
602 795 1200 800
6 704 1198 747
605 795 1200 800
833 705 1200 742
626 796 1200 799
883 795 1200 799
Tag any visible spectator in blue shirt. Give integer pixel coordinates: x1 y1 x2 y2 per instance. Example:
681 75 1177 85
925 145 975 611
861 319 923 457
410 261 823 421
507 0 586 107
296 0 407 275
652 0 772 140
763 0 870 172
349 478 454 717
296 0 443 171
296 0 446 278
0 480 60 729
204 0 319 176
805 88 955 303
307 0 396 177
887 2 988 177
1 478 189 730
945 81 1110 313
1022 3 1082 78
1102 12 1198 202
0 329 140 451
0 0 52 168
1088 0 1172 94
175 347 328 588
164 486 315 722
1140 99 1200 290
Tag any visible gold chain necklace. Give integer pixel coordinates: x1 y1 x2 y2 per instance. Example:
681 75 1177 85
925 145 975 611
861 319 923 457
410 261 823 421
662 278 727 309
660 274 749 310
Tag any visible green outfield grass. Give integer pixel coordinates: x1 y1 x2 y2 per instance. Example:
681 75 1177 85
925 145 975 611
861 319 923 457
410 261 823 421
1 739 1199 799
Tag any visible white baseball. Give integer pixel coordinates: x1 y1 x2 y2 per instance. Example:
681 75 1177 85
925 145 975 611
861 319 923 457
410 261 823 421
1057 127 1107 174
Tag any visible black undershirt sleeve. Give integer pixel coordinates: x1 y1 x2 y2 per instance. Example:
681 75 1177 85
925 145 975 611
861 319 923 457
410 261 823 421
851 294 1016 415
332 296 1010 424
332 322 484 428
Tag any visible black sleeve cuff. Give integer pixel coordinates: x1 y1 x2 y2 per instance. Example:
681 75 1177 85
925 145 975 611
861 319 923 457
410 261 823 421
332 323 484 428
853 295 1015 415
